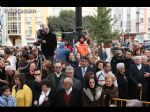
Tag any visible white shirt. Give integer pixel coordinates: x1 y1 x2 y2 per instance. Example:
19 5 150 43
55 72 61 78
137 64 142 70
96 70 118 87
39 88 51 105
82 67 87 77
7 55 16 71
65 87 72 95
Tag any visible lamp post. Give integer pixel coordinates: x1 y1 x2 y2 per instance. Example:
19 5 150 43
75 7 83 40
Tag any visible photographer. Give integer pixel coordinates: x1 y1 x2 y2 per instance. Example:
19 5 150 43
37 24 57 62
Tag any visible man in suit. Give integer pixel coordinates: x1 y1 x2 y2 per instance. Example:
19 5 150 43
55 77 81 107
74 56 95 89
128 56 150 101
46 62 65 91
57 65 81 92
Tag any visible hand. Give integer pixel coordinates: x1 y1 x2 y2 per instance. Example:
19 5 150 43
34 100 38 106
35 77 41 83
144 72 150 77
137 83 142 88
42 40 46 43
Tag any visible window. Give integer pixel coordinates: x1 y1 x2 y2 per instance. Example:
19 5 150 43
26 25 32 36
148 18 150 23
26 17 32 23
26 14 32 23
136 24 139 32
7 11 21 35
148 34 150 40
140 18 144 23
36 9 42 17
148 28 150 32
37 17 42 23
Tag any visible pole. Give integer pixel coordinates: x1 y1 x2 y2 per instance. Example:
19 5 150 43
75 7 83 40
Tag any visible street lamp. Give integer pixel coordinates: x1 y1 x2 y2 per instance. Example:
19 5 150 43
75 7 83 40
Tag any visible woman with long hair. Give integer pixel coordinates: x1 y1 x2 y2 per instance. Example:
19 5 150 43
12 74 32 107
81 77 102 107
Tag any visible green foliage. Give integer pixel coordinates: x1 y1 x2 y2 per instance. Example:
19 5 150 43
89 7 119 44
59 10 75 32
47 16 60 32
47 10 75 32
83 15 95 34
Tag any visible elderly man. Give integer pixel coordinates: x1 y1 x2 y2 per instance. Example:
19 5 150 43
46 62 65 91
128 56 150 101
57 65 81 92
55 77 81 107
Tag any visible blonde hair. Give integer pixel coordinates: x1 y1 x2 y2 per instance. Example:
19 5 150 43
105 75 115 81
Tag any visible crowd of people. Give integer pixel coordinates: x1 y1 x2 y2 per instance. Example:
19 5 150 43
0 24 150 107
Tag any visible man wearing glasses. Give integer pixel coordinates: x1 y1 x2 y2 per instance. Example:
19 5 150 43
46 62 65 91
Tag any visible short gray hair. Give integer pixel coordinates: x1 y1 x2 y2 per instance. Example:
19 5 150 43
65 65 74 72
64 77 73 85
116 63 125 70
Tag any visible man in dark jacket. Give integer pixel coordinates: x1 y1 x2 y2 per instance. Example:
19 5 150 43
55 77 81 107
57 65 81 92
46 62 65 91
128 56 150 101
111 50 125 75
124 50 134 75
27 69 42 106
38 24 57 62
74 56 96 89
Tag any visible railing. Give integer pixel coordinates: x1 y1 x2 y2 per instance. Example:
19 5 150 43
110 98 150 107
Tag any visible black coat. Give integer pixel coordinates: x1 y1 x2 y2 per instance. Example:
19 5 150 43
27 80 41 105
100 85 118 107
74 66 95 89
41 32 57 57
124 58 134 75
46 72 65 91
116 72 129 99
0 68 6 96
38 90 56 107
128 64 150 101
111 56 125 75
54 88 81 107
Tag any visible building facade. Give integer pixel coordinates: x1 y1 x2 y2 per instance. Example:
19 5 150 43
0 7 49 46
1 7 97 46
110 7 150 42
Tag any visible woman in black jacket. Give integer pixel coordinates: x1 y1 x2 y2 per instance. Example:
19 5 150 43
100 75 118 107
116 63 129 99
81 77 102 107
37 79 56 107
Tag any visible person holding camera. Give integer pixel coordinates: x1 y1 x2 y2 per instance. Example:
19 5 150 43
37 24 57 62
